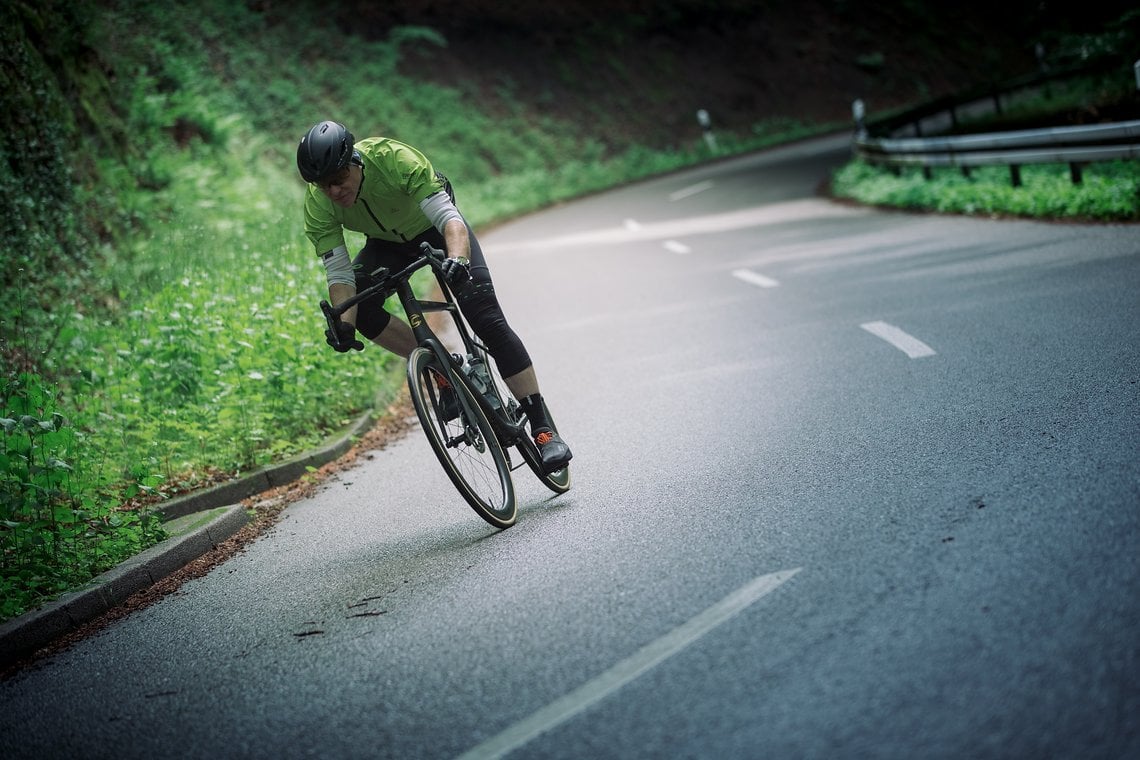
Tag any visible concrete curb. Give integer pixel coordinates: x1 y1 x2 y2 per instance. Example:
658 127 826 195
0 409 377 668
157 409 378 521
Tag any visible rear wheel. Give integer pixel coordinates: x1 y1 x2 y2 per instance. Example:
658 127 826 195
407 347 516 529
516 397 571 494
473 345 571 495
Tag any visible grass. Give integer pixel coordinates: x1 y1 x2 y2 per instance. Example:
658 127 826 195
831 159 1140 221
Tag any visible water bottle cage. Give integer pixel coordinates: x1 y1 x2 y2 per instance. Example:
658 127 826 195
462 359 501 411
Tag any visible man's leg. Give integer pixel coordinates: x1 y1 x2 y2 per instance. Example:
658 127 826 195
504 364 571 472
444 224 571 472
371 317 417 358
503 366 539 400
354 237 421 358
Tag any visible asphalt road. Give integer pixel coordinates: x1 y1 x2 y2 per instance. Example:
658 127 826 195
2 134 1137 759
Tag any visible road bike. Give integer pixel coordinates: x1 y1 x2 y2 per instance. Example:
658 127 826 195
321 243 570 529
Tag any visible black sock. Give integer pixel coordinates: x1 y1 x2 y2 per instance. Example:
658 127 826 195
519 393 552 434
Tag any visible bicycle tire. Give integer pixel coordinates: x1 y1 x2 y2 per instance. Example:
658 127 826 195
407 347 516 529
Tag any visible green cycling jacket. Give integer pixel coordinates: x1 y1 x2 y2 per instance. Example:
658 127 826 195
303 136 447 255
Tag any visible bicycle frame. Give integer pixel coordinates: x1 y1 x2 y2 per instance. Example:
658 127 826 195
320 244 571 512
320 249 526 446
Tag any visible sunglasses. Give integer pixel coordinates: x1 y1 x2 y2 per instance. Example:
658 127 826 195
316 166 352 189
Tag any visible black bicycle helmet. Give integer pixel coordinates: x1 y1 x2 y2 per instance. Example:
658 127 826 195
296 120 354 182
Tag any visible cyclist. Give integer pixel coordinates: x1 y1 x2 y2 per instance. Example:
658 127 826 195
297 120 572 473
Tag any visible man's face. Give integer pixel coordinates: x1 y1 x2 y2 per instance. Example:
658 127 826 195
317 164 360 208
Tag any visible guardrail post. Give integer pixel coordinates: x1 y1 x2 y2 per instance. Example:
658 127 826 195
852 99 867 137
696 109 718 153
1010 164 1022 187
1134 59 1140 90
1069 162 1083 184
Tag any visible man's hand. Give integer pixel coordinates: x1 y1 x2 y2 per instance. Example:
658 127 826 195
326 319 364 353
440 256 471 290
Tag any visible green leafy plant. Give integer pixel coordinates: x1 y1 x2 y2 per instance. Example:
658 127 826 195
1 372 166 620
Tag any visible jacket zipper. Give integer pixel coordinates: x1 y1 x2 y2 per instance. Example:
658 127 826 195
361 198 408 242
361 198 387 232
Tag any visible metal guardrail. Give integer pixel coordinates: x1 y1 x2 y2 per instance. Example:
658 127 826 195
854 119 1140 185
850 59 1140 186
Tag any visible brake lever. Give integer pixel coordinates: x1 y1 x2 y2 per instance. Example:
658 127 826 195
419 241 447 263
319 299 339 333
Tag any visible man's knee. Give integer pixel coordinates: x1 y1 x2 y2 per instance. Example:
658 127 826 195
355 305 392 340
457 282 532 377
456 281 505 332
372 317 417 357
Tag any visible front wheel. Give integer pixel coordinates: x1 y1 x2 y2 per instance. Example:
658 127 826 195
407 347 516 529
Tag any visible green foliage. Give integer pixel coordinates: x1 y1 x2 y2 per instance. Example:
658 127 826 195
831 160 1140 221
1 372 166 620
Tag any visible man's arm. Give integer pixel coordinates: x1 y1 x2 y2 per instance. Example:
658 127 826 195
443 218 471 261
419 191 468 260
322 245 358 326
329 282 358 327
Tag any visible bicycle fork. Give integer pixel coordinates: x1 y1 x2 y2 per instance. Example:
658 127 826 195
395 279 484 443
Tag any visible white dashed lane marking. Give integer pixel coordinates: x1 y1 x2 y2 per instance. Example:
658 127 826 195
860 321 937 358
663 240 691 254
731 269 780 288
668 180 714 201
